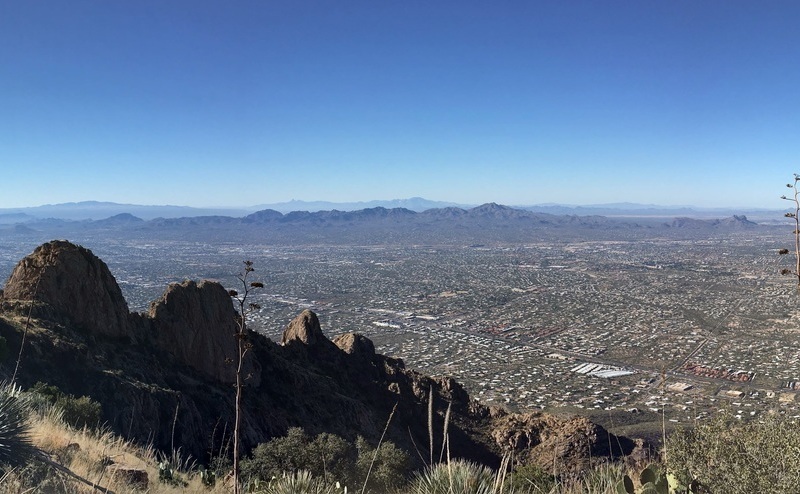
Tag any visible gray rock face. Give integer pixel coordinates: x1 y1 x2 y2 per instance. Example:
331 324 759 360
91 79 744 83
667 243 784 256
333 332 376 358
281 309 324 346
146 279 261 385
2 240 130 338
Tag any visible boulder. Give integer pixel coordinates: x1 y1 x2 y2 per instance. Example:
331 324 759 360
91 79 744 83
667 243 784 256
108 465 149 489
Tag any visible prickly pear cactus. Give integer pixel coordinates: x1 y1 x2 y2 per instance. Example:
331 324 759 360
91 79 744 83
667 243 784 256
617 474 635 494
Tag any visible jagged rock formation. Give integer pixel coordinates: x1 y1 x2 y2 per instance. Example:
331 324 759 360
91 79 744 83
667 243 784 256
333 332 375 357
145 279 260 385
0 240 639 472
281 309 326 347
2 240 130 338
489 411 636 473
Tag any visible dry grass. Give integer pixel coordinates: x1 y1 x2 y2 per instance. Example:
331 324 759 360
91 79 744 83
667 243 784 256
0 408 230 493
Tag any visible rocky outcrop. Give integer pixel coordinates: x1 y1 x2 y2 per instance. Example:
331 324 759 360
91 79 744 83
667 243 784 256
490 410 637 473
333 332 375 357
281 309 325 346
145 279 260 385
2 240 130 338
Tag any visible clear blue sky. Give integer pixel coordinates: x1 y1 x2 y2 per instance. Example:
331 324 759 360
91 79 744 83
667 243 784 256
2 1 799 209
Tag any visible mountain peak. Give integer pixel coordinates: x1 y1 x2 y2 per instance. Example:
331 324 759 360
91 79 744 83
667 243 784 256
2 240 130 338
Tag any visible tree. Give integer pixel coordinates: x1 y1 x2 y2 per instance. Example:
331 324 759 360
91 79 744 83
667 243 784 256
228 260 263 494
241 428 355 485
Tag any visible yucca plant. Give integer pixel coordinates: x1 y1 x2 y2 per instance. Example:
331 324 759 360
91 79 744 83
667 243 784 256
0 391 37 467
409 459 499 494
260 470 344 494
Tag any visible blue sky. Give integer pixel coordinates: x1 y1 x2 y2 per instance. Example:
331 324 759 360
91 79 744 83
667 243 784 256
2 1 799 209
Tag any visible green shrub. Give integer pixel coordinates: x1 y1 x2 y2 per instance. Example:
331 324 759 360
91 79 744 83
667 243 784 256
25 382 102 430
27 382 61 408
667 411 800 494
241 428 408 491
56 395 102 430
354 435 409 492
241 428 313 482
510 464 555 493
308 432 354 483
242 428 354 485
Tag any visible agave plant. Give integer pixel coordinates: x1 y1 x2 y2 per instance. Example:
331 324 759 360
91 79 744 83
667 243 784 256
0 391 36 467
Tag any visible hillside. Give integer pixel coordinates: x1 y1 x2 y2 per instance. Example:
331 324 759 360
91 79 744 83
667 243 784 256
0 240 642 476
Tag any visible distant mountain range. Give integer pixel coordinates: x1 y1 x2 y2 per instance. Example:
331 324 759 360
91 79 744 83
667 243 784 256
0 201 770 246
0 199 785 223
251 197 465 214
0 201 249 223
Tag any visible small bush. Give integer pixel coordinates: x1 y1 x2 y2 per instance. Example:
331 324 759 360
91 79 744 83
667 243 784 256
241 427 315 482
56 395 102 430
354 435 409 492
242 428 356 485
25 382 102 430
241 428 408 491
667 411 800 494
510 464 555 493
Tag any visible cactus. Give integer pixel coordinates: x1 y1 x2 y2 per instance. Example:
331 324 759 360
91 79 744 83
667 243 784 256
640 465 658 486
618 474 635 494
640 484 661 494
618 465 698 494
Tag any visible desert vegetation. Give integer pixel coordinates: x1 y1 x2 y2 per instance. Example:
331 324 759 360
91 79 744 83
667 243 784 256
0 380 629 493
0 379 728 494
11 391 799 494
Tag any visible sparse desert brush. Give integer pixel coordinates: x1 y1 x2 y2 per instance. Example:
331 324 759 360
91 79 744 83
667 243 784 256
25 381 103 430
7 396 230 494
667 411 800 494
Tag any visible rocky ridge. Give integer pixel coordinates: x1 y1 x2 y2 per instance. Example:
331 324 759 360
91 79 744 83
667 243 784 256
0 240 639 472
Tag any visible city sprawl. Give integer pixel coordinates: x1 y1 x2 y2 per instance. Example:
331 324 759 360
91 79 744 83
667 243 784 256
1 227 797 440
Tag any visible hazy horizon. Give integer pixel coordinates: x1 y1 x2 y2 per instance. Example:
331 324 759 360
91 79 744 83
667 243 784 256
3 2 799 209
0 197 785 213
